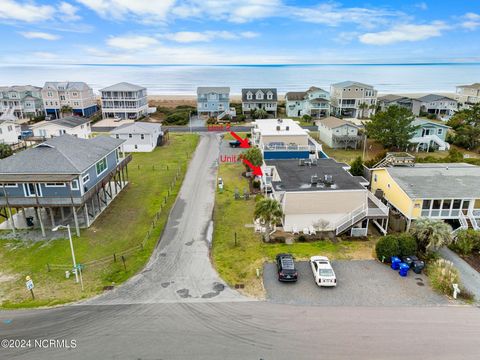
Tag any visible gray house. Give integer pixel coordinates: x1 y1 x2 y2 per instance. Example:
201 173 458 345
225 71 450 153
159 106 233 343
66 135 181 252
377 95 422 116
0 135 131 237
197 87 230 118
241 88 278 116
317 117 361 149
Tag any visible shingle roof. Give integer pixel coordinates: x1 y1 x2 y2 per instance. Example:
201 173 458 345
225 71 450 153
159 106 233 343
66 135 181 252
417 94 457 103
285 91 307 100
32 116 91 129
100 82 146 92
43 82 91 91
197 87 230 95
378 94 405 103
0 134 123 175
411 118 451 129
241 88 278 102
110 121 161 134
332 81 374 89
318 117 358 129
0 85 41 93
385 163 480 199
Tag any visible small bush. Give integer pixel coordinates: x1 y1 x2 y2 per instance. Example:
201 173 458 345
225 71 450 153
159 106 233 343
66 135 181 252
375 235 400 261
252 180 261 189
397 233 418 257
164 111 189 125
302 114 312 122
297 235 307 243
206 117 216 124
450 229 480 255
427 259 460 295
272 236 286 243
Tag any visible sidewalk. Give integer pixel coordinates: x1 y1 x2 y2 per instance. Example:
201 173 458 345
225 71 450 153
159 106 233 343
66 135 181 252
439 247 480 301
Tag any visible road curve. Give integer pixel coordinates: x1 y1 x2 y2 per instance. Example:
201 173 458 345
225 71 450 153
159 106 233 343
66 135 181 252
84 133 247 304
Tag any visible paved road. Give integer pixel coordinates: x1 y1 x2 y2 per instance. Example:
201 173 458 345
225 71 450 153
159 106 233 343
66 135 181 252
439 247 480 301
1 303 480 359
264 260 448 306
85 133 246 304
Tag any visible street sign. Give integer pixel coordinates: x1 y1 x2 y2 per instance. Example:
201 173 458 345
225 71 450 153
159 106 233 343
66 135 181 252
25 279 34 290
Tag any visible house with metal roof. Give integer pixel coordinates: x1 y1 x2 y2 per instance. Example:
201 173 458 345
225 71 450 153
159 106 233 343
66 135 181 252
30 116 92 139
241 88 278 116
0 134 131 237
317 116 361 149
370 163 480 232
100 82 148 120
285 86 330 118
261 158 389 236
251 118 326 159
41 82 98 119
330 81 377 119
110 122 163 152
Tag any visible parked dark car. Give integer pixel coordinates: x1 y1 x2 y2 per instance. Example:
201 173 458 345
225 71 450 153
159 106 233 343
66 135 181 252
275 253 298 282
229 140 250 148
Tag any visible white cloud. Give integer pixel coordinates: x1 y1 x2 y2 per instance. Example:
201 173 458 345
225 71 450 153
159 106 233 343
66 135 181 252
359 22 448 45
415 2 428 10
20 31 60 40
0 0 55 23
290 3 402 28
76 0 176 22
461 13 480 30
32 51 58 59
161 30 259 43
106 35 159 50
59 2 81 21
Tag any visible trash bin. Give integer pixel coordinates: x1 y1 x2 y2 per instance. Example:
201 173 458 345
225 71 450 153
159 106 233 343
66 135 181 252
401 255 418 268
412 260 425 274
26 216 34 227
399 262 409 277
391 256 401 270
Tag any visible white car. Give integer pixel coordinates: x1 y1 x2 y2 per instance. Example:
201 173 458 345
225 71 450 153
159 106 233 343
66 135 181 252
310 256 337 287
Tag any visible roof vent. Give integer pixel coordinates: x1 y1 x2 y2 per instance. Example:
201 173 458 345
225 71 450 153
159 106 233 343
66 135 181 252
311 174 318 184
323 175 334 187
276 125 281 131
277 119 283 123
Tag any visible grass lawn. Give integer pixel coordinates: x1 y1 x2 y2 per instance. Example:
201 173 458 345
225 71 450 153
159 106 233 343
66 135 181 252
211 162 376 298
0 134 199 308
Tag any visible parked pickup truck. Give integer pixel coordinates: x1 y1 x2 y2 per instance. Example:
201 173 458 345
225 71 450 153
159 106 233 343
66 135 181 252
229 140 251 148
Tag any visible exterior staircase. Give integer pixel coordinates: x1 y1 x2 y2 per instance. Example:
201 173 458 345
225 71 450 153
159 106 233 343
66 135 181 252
410 134 450 151
217 107 237 121
372 152 415 168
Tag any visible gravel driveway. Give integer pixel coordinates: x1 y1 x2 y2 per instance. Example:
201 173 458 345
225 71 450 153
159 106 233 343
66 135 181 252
263 260 449 306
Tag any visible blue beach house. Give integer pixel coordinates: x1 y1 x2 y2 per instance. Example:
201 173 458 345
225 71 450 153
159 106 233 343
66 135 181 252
197 87 230 117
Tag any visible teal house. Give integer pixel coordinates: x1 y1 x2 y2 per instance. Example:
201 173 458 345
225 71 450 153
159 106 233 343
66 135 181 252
409 119 451 152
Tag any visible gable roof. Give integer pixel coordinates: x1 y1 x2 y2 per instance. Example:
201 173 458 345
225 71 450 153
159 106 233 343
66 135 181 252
241 88 278 102
332 81 374 89
0 134 123 176
31 116 91 129
110 121 161 134
318 116 358 129
411 118 451 129
417 94 457 103
197 87 230 95
383 163 480 199
285 91 307 100
43 82 91 92
378 94 405 103
100 82 146 92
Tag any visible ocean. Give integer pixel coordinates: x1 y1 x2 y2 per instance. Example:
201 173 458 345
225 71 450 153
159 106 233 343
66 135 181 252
1 63 479 95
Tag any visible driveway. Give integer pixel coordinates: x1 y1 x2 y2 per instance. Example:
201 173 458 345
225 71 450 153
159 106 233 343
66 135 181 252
85 133 248 304
263 260 449 306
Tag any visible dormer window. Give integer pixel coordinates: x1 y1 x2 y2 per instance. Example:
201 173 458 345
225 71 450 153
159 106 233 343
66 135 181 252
255 91 264 100
246 91 253 100
267 91 273 100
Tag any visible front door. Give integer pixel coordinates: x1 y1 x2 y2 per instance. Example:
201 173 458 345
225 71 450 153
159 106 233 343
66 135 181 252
23 183 42 197
462 200 470 215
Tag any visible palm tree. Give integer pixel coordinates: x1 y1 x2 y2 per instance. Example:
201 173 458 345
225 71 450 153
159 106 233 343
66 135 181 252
254 198 283 242
409 218 453 254
60 105 73 118
358 102 369 119
255 108 268 119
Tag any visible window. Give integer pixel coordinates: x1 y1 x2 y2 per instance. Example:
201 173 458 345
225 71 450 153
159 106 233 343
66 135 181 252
45 182 66 187
437 128 443 135
129 134 132 138
3 183 17 188
7 125 12 131
96 157 108 176
141 134 145 140
71 179 79 190
373 174 377 182
82 174 90 184
115 134 119 139
134 145 138 150
60 95 65 101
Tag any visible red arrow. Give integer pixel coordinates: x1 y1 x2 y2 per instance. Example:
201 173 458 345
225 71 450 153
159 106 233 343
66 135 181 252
242 158 263 176
230 131 250 148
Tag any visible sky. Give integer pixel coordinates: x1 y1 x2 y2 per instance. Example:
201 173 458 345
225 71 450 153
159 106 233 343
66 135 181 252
0 0 479 65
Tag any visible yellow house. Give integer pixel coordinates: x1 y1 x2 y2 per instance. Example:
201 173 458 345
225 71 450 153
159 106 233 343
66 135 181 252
371 163 480 231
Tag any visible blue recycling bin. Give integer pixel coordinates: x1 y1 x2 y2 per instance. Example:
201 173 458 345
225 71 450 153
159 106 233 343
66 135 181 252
399 262 410 277
391 256 401 270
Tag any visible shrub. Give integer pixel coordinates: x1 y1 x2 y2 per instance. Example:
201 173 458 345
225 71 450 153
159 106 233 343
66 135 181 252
236 114 246 122
163 111 189 125
349 156 364 176
206 117 217 124
397 233 418 257
427 259 460 295
450 229 480 255
252 180 261 189
302 114 312 122
297 235 307 242
375 235 400 262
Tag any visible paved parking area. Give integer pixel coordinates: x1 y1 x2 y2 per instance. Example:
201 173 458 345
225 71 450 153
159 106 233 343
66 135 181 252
263 260 449 306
